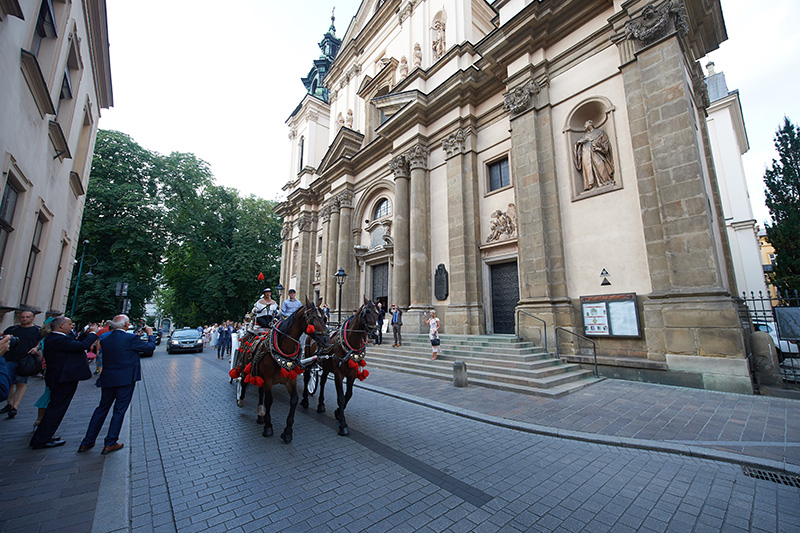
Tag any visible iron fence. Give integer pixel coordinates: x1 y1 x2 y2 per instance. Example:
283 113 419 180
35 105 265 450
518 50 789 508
739 290 800 386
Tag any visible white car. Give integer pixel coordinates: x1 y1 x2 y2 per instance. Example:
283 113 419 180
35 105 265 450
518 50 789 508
753 321 799 362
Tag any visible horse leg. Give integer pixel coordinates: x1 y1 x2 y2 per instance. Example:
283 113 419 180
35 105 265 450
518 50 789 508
316 369 329 413
237 381 247 408
333 372 350 437
262 387 274 437
300 369 310 409
256 387 266 424
280 381 298 444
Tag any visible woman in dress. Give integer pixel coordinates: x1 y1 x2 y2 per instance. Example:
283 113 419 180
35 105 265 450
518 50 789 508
425 310 441 360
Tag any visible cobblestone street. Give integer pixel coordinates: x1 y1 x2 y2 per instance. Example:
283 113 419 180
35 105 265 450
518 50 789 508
2 345 800 532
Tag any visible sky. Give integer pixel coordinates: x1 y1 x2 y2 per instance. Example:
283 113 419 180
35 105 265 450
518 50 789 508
98 0 800 225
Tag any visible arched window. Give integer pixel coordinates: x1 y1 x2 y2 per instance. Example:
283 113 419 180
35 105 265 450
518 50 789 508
298 137 304 173
374 198 391 220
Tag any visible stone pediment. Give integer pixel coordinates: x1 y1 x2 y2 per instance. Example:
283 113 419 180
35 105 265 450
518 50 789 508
317 126 365 175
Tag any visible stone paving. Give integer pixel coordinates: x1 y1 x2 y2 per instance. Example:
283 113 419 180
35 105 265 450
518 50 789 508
1 344 800 532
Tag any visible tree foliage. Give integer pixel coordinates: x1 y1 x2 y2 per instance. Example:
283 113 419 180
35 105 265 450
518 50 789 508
764 117 800 293
67 130 282 326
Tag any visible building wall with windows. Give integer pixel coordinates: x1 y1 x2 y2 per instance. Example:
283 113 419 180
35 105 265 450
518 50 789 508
0 0 112 328
277 0 751 393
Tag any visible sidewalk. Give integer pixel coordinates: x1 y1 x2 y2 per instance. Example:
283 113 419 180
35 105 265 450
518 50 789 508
358 367 800 474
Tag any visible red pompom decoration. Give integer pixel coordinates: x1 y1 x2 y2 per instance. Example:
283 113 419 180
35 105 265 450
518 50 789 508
280 368 290 378
306 325 315 334
359 359 367 367
362 369 369 379
258 272 264 281
244 363 252 374
348 359 358 369
243 375 251 384
255 377 265 388
229 369 240 379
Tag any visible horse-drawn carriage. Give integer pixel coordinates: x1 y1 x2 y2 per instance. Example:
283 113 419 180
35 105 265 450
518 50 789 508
229 297 379 441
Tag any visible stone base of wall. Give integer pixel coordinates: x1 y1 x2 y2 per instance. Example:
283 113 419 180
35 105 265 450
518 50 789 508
445 302 485 335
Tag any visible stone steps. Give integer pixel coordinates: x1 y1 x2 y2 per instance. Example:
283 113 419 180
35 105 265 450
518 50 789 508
365 334 603 398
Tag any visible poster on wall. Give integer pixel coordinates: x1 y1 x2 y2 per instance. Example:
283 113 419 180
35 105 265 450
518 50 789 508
580 293 640 338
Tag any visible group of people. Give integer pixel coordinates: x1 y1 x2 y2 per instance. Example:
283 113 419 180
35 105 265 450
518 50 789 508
0 310 153 453
199 322 239 360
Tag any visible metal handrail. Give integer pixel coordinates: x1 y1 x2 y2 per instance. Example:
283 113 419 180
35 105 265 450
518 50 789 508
516 310 547 352
555 327 598 377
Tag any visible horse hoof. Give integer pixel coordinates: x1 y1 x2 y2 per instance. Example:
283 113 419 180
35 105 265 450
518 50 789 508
317 405 325 414
237 399 245 408
257 416 264 424
300 399 309 409
338 426 349 437
281 432 293 444
263 426 273 437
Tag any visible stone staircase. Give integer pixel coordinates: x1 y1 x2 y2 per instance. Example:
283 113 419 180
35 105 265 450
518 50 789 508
365 334 603 398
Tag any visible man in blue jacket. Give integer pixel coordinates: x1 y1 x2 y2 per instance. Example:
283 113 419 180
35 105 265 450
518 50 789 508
78 314 155 454
30 317 98 449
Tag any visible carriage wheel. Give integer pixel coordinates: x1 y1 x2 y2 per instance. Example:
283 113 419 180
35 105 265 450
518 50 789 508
305 367 320 396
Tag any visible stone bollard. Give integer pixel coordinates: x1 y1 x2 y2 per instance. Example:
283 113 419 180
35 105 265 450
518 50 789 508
751 331 783 387
453 361 468 388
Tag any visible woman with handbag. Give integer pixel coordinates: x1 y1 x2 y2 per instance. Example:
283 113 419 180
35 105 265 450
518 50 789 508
425 310 441 360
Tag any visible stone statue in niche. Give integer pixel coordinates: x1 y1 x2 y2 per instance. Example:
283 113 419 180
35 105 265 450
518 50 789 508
486 203 517 243
574 120 615 191
434 264 449 301
291 244 299 276
412 42 422 69
315 262 321 281
398 56 408 79
432 20 446 60
337 112 344 128
345 109 353 128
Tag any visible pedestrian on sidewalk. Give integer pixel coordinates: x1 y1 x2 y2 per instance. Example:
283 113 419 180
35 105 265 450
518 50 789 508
217 322 232 359
78 314 154 455
32 316 56 431
1 310 41 419
375 302 385 345
390 305 403 347
425 310 441 360
30 317 98 450
0 334 13 402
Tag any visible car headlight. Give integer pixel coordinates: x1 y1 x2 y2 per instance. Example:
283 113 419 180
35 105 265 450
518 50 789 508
195 340 203 345
170 340 179 345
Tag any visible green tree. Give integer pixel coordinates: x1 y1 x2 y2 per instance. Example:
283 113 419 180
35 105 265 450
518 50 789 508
66 130 164 324
764 117 800 294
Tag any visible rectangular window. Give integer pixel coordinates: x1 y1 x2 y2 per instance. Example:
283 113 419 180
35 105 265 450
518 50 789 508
488 157 510 192
21 216 45 305
0 181 20 268
32 0 57 56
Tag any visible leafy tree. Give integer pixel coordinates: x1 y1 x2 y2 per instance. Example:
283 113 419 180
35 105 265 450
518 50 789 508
66 130 164 324
764 117 800 294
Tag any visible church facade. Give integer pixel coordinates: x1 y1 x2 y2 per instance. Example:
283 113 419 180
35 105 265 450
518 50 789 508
276 0 751 393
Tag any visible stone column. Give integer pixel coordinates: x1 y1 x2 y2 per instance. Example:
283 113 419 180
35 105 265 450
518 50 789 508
389 154 410 310
337 189 355 313
610 3 747 392
325 197 340 309
407 144 431 326
443 127 484 334
505 74 574 346
295 212 315 301
318 205 331 307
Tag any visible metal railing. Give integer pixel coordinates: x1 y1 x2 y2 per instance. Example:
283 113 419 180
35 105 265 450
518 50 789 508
516 310 547 353
739 290 800 386
555 327 598 377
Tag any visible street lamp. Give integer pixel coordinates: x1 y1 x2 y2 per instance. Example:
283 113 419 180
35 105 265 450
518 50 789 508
274 283 284 303
70 240 96 317
334 267 348 324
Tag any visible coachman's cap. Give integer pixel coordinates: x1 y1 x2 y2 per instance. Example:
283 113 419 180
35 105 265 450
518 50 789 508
263 288 272 292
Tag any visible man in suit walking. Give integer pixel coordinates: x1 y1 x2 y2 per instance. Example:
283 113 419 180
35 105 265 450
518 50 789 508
30 317 98 450
390 305 403 347
78 314 154 454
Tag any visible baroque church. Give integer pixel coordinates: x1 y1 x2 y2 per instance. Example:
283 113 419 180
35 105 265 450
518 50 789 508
276 0 751 393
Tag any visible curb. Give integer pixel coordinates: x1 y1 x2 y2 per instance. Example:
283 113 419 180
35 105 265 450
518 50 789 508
91 397 132 533
356 381 800 477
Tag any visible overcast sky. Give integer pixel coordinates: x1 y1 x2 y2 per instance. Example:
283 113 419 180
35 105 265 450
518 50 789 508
98 0 799 226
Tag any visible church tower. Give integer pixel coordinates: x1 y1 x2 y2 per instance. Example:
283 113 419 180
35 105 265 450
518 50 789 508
301 11 341 103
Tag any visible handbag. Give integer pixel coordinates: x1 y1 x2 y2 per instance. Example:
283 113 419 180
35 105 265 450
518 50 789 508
16 352 43 377
431 338 441 346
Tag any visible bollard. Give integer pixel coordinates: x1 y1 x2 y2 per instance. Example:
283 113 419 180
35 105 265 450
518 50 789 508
453 361 468 388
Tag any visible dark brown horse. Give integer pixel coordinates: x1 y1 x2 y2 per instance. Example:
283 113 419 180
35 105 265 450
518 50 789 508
301 298 379 436
231 298 329 443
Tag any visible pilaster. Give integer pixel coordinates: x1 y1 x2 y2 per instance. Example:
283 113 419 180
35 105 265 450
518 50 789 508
390 154 410 310
325 197 340 308
295 212 315 300
319 205 331 307
280 221 292 295
407 144 431 334
337 189 355 313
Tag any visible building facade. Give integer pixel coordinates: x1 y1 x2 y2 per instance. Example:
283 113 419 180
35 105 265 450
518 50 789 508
277 0 751 393
0 0 113 329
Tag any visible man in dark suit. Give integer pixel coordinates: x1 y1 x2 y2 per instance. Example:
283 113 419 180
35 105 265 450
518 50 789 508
391 305 403 347
30 317 98 450
78 314 154 454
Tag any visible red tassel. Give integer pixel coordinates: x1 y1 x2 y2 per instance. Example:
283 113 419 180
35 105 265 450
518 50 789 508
306 325 315 334
359 359 367 367
255 377 265 388
348 359 358 369
258 272 264 281
362 369 369 379
229 369 240 379
281 368 290 378
244 363 252 374
244 375 251 384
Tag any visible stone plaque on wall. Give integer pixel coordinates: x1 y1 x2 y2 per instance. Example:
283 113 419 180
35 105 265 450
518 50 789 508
434 264 449 301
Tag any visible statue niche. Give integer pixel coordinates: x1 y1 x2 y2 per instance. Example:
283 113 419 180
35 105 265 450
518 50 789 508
565 99 621 200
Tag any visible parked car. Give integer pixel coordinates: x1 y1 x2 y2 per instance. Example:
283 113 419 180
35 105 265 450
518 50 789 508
753 321 799 362
166 328 204 354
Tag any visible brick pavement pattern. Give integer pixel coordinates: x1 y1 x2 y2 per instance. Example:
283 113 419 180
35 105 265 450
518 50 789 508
2 345 800 532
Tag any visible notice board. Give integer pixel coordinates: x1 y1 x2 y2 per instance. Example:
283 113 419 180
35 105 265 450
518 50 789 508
580 293 641 338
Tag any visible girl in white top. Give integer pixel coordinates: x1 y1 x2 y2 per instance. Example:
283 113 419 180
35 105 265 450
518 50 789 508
425 310 441 360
